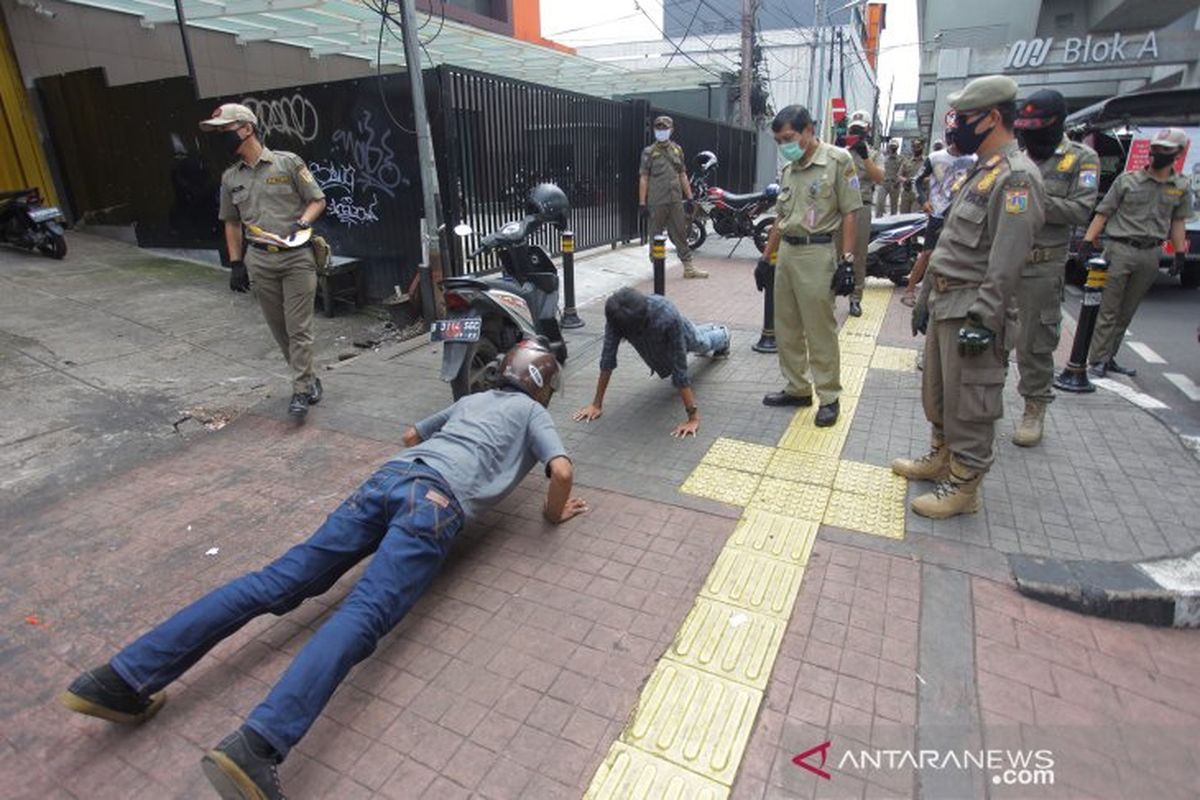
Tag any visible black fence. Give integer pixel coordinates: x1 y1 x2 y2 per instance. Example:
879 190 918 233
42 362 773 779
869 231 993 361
35 65 757 298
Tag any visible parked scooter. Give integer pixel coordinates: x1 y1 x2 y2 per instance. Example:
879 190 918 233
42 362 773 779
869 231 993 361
0 187 67 259
686 151 778 254
436 183 569 400
866 213 925 285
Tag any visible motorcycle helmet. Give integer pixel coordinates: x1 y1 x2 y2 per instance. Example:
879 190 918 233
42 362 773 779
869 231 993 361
499 339 561 407
763 182 781 200
694 150 718 173
525 183 569 228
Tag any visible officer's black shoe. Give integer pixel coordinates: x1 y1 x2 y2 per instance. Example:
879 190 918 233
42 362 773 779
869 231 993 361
848 300 863 317
201 728 286 800
59 664 165 724
763 391 814 407
306 377 323 405
288 393 310 417
1105 359 1137 377
815 400 840 427
1087 361 1107 379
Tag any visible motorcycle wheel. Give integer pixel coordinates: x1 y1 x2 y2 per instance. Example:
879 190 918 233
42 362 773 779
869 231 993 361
39 234 67 260
753 217 774 253
687 220 707 250
450 337 500 400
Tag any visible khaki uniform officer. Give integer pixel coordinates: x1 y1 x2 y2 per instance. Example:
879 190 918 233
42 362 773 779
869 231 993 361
760 104 862 428
201 103 327 418
891 75 1045 519
1083 127 1193 379
845 111 885 318
1011 89 1099 447
898 142 923 213
879 141 901 216
639 115 707 279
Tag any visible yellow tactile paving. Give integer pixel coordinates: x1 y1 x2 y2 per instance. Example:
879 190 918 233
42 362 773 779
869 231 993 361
680 464 762 507
777 398 856 455
727 509 819 565
700 547 806 618
585 742 728 800
838 336 876 357
764 449 840 487
747 477 832 519
621 660 761 786
823 485 907 539
840 365 868 397
699 438 776 475
870 345 919 372
834 460 909 501
667 597 787 690
839 349 874 369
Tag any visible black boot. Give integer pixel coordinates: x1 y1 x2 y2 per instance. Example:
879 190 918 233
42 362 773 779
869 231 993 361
848 299 863 317
306 377 323 405
59 664 165 724
1087 361 1107 379
1105 359 1137 377
815 400 840 427
288 392 310 418
763 391 813 407
202 728 287 800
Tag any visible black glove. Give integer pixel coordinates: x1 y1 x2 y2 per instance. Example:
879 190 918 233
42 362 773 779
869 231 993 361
1077 240 1094 265
911 303 929 336
1170 252 1186 277
851 140 869 159
229 260 250 293
683 198 696 216
638 203 648 219
754 258 773 292
831 257 855 296
957 314 994 357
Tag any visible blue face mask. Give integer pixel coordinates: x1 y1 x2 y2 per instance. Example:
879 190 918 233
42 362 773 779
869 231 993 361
778 141 804 161
654 129 671 142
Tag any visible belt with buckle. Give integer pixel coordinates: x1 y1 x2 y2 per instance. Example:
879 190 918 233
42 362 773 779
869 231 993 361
1027 246 1067 264
931 274 981 292
782 233 833 246
248 240 311 253
1109 236 1160 250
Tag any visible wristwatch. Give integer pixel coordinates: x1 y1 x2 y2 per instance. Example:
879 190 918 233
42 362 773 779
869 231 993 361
685 404 698 419
296 218 312 229
842 252 855 264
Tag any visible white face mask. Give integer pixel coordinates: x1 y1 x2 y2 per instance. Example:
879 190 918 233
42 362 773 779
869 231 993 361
654 129 671 142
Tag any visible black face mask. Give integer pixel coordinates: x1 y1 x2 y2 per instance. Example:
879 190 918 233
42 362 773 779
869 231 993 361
1150 151 1176 170
1018 125 1063 161
953 112 992 155
218 129 245 156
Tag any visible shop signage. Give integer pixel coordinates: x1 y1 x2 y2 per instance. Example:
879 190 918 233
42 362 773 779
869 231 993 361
1005 31 1159 70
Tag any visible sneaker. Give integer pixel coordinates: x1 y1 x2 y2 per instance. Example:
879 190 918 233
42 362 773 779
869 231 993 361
201 729 286 800
815 400 840 427
306 377 323 405
59 664 165 724
1105 359 1137 377
763 391 813 407
288 393 309 418
712 326 731 358
848 300 863 317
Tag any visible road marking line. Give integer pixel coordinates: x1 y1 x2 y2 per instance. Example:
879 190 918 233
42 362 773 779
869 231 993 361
1127 341 1167 364
1090 377 1170 410
1164 373 1200 402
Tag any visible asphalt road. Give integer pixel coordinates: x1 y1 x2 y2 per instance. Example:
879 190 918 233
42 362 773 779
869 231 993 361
1064 272 1200 439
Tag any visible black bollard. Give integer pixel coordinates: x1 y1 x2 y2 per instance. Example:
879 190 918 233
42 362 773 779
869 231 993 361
752 249 778 353
1054 256 1108 393
560 230 583 329
652 234 666 295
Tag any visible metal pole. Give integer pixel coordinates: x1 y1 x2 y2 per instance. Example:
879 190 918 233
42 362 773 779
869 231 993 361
560 230 583 329
1054 257 1108 393
397 0 440 325
753 248 778 353
739 0 754 128
652 234 666 295
172 0 199 98
806 0 819 111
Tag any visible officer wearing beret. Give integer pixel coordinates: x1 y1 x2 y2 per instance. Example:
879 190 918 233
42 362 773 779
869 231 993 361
892 75 1045 519
1082 127 1193 378
1011 90 1099 447
201 103 327 418
639 115 707 279
758 105 862 427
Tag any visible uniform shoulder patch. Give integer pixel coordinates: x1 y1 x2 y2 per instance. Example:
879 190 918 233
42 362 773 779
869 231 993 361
1056 152 1076 172
298 166 315 184
1079 167 1098 188
1004 188 1029 214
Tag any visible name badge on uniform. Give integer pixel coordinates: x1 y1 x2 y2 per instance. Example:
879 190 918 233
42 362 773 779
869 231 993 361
1004 189 1029 214
265 176 290 185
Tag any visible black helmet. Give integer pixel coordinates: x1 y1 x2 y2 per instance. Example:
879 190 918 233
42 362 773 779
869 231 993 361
525 183 569 227
1014 89 1067 132
694 150 718 172
500 339 561 407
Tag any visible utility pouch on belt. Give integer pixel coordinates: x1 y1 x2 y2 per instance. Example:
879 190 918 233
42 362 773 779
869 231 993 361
311 235 333 276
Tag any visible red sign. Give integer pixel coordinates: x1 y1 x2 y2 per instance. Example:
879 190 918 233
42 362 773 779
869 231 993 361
1125 137 1189 172
830 98 847 122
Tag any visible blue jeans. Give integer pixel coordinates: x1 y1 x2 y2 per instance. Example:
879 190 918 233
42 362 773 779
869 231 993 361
110 460 464 758
685 321 729 356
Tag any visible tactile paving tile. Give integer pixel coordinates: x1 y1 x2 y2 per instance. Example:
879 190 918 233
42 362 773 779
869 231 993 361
747 477 832 519
728 508 819 565
667 597 787 690
585 742 728 800
823 486 907 539
764 449 839 487
699 438 776 475
777 398 856 455
839 349 874 369
870 345 919 372
621 660 762 786
840 366 868 397
838 328 879 343
834 460 909 502
700 547 806 617
680 464 762 507
838 336 876 356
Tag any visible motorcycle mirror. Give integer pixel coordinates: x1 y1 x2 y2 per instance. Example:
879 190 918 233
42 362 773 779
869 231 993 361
453 223 473 237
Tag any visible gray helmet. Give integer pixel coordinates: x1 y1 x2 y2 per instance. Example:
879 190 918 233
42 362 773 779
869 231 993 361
500 339 561 407
694 150 718 172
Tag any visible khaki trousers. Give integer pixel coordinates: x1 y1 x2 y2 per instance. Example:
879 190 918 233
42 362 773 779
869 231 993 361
851 205 871 301
1087 239 1159 365
649 201 693 265
246 246 318 394
879 181 899 216
899 185 916 214
923 318 1009 472
774 242 840 404
1015 269 1064 402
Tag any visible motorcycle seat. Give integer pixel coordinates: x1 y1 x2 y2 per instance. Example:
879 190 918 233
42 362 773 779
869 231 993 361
442 276 492 290
486 215 541 245
719 191 766 206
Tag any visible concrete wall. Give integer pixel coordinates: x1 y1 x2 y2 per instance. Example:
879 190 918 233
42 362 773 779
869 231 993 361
2 0 381 96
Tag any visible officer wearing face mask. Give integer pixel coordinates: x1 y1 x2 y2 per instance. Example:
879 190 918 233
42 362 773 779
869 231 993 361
843 111 885 318
891 75 1045 519
639 115 706 279
1010 90 1099 447
1082 128 1192 379
200 103 327 418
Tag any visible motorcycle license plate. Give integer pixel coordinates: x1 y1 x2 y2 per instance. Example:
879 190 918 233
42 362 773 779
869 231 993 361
431 317 482 343
28 207 62 222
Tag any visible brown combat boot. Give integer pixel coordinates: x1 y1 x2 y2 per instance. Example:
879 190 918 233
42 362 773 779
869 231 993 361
1012 398 1047 447
891 437 949 481
683 262 709 279
911 459 982 519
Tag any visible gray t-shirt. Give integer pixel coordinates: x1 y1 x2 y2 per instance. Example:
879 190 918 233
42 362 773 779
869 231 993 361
395 388 569 519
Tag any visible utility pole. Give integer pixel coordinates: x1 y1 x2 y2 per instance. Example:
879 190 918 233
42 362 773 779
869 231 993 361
739 0 754 128
883 74 895 139
397 0 440 325
812 0 825 119
172 0 199 98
